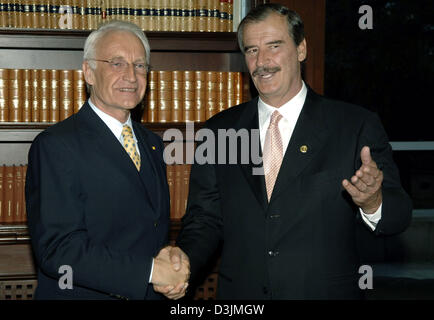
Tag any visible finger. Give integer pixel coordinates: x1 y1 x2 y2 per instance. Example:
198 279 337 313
357 168 377 187
153 284 174 294
360 146 372 165
342 179 361 198
351 175 368 193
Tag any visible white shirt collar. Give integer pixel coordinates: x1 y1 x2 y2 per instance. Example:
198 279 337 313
88 98 134 141
258 81 307 130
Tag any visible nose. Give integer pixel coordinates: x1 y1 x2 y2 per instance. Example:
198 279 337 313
123 63 137 82
256 49 270 67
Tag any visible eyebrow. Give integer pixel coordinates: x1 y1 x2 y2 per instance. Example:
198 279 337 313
108 56 146 62
244 40 284 52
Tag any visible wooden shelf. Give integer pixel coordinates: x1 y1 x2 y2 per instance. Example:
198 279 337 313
0 224 30 244
0 29 239 52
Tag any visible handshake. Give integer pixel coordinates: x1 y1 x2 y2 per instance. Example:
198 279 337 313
150 246 190 300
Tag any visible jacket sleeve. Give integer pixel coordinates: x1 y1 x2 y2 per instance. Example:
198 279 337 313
176 127 223 279
25 131 153 299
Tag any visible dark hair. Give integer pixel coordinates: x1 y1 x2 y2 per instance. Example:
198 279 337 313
237 3 305 53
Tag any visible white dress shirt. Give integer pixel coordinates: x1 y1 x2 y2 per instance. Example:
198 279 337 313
257 81 381 230
88 99 140 157
88 99 154 281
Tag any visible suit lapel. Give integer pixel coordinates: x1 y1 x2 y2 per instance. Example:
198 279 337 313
270 89 329 202
76 103 157 214
235 99 268 211
133 122 162 216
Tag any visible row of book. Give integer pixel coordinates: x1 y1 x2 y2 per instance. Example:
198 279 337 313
142 70 244 123
166 164 190 220
0 163 190 224
0 0 234 32
0 68 244 123
0 68 86 122
0 165 27 224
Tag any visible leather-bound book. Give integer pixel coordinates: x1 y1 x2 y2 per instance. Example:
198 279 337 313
8 69 23 122
59 69 73 120
3 165 15 223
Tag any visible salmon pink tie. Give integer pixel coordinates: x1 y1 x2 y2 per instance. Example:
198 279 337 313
263 111 283 201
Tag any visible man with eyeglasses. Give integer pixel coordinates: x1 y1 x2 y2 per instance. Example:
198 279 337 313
25 20 189 300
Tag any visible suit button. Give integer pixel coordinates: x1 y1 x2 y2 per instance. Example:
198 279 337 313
268 250 279 257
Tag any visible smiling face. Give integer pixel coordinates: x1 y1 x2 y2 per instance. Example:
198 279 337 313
243 13 306 107
83 30 147 122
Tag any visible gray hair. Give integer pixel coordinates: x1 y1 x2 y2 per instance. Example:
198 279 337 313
237 3 305 53
83 20 151 69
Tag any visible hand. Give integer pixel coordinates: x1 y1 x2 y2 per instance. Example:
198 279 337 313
152 246 190 300
342 146 383 214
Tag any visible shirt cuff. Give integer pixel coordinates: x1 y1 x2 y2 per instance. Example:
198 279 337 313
148 258 154 283
359 203 382 231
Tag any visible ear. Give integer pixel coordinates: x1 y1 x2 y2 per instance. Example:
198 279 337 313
297 39 307 62
82 61 95 86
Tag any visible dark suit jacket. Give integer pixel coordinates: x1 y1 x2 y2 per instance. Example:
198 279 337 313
25 102 170 300
177 89 412 299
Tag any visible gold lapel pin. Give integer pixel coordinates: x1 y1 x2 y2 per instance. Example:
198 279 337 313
300 145 308 153
152 146 156 150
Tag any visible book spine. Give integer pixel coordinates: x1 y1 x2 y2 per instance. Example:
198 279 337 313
218 0 228 32
59 69 73 120
174 164 182 219
49 69 59 122
14 164 23 223
146 70 158 122
40 69 50 122
171 70 183 122
194 70 205 122
30 69 40 122
217 71 227 113
4 165 14 223
227 0 233 32
22 165 28 223
0 165 3 222
0 3 8 27
0 69 8 122
180 164 191 219
166 165 175 220
22 69 32 122
8 69 23 122
157 71 172 123
39 0 49 28
73 69 86 113
205 71 217 120
48 0 59 29
139 0 150 31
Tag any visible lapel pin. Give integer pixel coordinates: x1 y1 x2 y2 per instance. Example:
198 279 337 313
300 145 308 153
152 146 156 150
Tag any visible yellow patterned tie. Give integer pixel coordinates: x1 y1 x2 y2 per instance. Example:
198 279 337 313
121 125 141 171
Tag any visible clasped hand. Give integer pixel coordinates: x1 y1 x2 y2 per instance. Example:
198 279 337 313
151 246 190 300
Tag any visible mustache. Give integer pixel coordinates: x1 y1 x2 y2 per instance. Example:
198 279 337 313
252 66 281 77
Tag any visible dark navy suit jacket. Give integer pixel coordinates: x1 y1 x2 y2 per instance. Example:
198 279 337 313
26 101 170 299
177 89 412 299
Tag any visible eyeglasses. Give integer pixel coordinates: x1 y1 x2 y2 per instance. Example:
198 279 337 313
88 58 150 75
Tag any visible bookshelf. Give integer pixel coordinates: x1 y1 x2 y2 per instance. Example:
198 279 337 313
0 0 326 300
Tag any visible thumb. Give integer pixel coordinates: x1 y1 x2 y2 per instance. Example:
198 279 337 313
170 248 182 271
360 146 372 165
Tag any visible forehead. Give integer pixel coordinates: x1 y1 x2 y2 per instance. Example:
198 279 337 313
243 13 290 44
96 30 145 59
